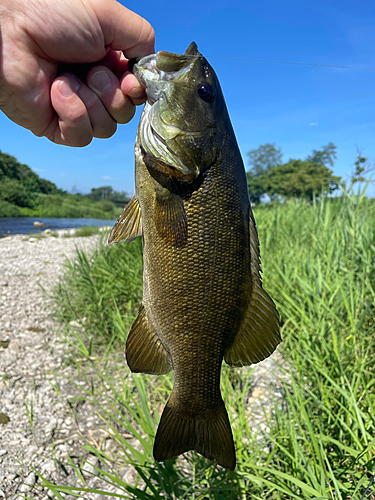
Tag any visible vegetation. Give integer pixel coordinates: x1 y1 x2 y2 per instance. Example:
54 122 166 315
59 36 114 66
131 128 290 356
63 225 102 238
18 193 121 219
87 185 130 204
247 142 283 177
247 142 341 203
38 184 375 499
262 159 340 201
0 149 125 218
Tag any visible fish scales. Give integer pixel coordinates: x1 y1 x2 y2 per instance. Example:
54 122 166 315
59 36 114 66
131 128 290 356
109 42 281 470
138 136 248 407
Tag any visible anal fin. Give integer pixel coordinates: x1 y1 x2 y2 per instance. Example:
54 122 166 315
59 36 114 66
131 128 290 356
108 196 142 245
126 305 172 374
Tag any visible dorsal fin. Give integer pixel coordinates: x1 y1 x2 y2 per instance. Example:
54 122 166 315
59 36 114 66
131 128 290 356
184 42 200 56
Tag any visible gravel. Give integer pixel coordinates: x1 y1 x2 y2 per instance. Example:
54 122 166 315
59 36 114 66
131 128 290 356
0 230 283 498
0 232 114 499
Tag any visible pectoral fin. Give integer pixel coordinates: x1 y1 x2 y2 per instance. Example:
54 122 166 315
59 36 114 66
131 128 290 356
126 305 172 374
224 211 281 366
108 196 142 245
154 191 188 247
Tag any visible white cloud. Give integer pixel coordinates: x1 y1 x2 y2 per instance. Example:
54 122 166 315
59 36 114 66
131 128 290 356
102 175 112 180
308 122 319 126
33 168 46 173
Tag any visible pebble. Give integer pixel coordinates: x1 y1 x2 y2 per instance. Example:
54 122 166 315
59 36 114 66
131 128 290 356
8 342 20 352
82 455 100 478
18 472 37 493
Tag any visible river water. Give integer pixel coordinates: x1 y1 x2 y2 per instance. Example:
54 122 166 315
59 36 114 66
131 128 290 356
0 217 117 236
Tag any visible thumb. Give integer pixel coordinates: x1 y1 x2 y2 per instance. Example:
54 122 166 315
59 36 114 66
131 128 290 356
94 0 155 58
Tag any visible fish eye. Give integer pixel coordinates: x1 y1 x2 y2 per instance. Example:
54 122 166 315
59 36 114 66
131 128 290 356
196 82 214 103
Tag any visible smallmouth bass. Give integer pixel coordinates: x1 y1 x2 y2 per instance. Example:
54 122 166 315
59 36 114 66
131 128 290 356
109 42 281 470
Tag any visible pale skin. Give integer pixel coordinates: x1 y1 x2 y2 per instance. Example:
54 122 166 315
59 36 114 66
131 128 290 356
0 0 155 146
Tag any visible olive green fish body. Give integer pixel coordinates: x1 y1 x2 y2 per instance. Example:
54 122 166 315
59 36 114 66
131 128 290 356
109 43 281 470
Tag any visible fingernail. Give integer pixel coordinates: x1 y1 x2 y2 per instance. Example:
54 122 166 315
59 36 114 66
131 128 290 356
127 86 145 99
90 71 112 93
59 76 80 98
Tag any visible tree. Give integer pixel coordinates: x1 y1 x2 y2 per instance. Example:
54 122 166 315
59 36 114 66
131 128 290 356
264 160 341 201
88 186 114 201
112 189 130 203
306 142 337 167
247 143 283 177
87 186 130 203
346 149 375 191
0 177 33 207
247 171 268 204
0 149 60 194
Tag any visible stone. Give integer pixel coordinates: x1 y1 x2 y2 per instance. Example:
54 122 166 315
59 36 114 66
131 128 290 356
0 414 10 425
41 459 56 473
82 455 99 478
18 472 37 492
8 342 20 352
45 417 58 432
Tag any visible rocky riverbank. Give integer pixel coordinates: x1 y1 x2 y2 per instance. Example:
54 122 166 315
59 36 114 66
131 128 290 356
0 232 105 499
0 231 282 499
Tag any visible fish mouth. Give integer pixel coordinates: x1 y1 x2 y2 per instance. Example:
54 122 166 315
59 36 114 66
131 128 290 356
132 53 194 108
131 52 195 82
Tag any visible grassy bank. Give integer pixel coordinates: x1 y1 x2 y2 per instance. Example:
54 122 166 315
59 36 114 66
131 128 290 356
42 190 374 498
0 193 123 219
19 193 123 219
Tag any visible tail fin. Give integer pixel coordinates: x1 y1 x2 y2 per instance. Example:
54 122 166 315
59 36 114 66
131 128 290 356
153 398 236 470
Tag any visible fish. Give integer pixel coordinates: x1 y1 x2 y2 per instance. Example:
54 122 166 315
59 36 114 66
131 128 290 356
109 42 281 470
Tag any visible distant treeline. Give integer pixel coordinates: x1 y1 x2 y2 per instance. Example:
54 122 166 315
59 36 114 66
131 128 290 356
0 150 129 218
246 142 373 203
1 143 372 217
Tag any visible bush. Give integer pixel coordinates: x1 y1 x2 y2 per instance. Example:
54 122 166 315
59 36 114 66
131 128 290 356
0 200 22 217
96 199 117 213
0 177 33 207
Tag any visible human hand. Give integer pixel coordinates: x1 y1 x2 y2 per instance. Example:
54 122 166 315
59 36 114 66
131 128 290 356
0 0 154 146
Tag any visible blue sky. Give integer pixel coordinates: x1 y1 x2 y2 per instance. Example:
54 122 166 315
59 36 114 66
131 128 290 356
1 0 375 196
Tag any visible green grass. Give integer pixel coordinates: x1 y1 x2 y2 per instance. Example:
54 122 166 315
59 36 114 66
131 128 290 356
52 236 143 350
37 188 375 499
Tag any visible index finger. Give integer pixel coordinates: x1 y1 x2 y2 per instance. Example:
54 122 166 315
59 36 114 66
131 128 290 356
94 0 155 58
